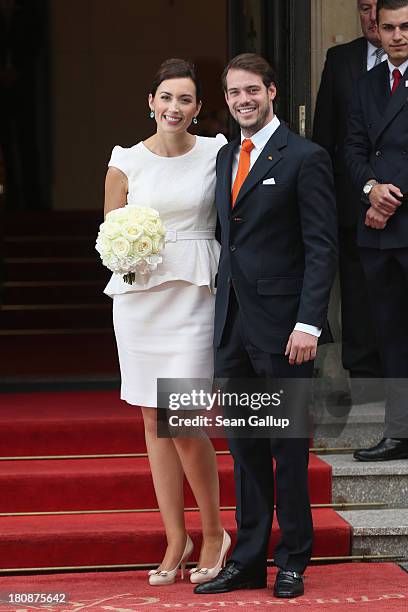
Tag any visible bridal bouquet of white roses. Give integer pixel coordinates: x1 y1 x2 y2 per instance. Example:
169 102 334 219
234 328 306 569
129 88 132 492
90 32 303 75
96 206 166 284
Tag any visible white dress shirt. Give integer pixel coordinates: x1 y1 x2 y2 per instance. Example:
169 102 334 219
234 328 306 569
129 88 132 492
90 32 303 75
232 115 281 184
387 58 408 88
367 41 387 71
232 116 321 338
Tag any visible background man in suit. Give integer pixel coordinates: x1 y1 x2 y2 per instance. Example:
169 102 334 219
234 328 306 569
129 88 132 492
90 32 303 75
194 54 337 599
344 0 408 461
313 0 385 391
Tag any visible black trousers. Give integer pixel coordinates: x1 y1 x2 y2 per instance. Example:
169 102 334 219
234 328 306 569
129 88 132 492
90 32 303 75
359 247 408 438
214 290 313 576
339 226 382 377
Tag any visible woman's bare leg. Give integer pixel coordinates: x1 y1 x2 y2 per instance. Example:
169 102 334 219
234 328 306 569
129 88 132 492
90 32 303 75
141 407 188 570
174 435 224 568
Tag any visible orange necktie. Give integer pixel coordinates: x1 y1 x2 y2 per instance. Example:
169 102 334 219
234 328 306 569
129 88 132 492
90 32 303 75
232 138 255 207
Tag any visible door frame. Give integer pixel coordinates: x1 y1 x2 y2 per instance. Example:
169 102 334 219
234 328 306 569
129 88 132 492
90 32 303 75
228 0 312 137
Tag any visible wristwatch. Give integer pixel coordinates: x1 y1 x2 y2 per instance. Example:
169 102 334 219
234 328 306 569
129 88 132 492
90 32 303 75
363 179 379 196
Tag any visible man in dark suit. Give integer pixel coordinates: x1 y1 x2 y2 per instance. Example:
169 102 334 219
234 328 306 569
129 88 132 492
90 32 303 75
344 0 408 460
313 0 384 388
194 54 337 598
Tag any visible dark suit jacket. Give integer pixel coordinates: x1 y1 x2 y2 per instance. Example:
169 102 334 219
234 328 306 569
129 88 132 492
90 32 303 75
214 123 338 354
344 61 408 249
313 37 367 227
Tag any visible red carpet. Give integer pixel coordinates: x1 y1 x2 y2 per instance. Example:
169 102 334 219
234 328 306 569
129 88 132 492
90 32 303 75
0 509 349 569
0 390 350 570
0 454 332 513
0 390 227 454
0 564 407 611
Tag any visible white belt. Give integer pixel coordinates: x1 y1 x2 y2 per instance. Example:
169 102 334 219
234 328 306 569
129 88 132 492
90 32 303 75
165 229 215 243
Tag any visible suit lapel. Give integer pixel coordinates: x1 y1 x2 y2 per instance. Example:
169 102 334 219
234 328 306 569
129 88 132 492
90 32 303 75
218 136 239 217
370 61 390 114
232 124 287 211
373 64 408 143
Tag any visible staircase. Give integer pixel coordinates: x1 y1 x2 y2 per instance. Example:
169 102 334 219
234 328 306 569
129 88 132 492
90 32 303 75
1 211 406 571
0 390 351 573
0 212 119 383
315 399 408 561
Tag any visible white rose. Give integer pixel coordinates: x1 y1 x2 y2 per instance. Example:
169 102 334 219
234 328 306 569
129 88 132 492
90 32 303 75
106 207 127 222
133 236 153 258
143 220 160 237
102 253 120 271
127 207 145 223
102 221 122 239
123 223 144 241
112 236 131 258
152 235 164 254
96 235 112 256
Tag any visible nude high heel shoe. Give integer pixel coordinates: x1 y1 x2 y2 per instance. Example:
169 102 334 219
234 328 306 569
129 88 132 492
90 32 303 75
148 535 194 586
189 530 231 584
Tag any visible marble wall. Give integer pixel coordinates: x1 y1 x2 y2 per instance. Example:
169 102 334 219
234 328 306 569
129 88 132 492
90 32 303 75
311 0 361 111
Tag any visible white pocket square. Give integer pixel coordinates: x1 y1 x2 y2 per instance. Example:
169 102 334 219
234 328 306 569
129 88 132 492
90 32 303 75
262 178 276 185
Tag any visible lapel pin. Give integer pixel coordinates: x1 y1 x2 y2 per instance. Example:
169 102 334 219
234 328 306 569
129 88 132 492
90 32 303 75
267 155 273 160
406 80 408 87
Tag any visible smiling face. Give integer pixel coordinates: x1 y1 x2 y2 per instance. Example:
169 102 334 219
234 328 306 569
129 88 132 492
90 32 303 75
224 69 276 137
358 0 381 46
378 5 408 65
148 77 201 134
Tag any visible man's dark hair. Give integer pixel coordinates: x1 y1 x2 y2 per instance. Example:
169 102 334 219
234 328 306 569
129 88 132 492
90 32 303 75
377 0 408 23
151 58 201 101
221 53 276 92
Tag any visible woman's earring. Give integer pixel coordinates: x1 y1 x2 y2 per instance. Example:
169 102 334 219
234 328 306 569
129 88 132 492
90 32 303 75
150 111 155 119
193 116 198 125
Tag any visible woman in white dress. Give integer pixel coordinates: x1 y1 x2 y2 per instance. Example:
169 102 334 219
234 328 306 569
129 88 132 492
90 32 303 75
103 59 230 586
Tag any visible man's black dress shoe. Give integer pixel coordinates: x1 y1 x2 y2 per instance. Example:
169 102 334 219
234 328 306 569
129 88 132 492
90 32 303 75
354 438 408 461
273 570 304 598
194 561 266 594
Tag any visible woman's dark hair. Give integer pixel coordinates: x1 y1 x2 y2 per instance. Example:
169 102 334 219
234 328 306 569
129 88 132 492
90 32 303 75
150 58 202 101
221 53 276 92
377 0 408 22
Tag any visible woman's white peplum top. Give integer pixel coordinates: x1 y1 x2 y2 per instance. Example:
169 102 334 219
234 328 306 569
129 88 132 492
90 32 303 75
103 133 227 297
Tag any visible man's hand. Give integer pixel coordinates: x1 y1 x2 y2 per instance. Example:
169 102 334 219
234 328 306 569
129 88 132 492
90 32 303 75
369 183 402 217
285 330 318 365
365 206 388 229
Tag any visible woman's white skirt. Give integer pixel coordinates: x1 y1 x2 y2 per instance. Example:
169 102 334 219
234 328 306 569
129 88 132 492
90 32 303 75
112 281 215 407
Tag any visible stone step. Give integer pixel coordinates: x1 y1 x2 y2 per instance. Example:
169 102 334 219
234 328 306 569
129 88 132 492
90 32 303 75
337 508 408 558
313 402 385 450
320 453 408 507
